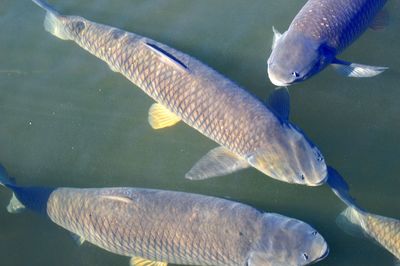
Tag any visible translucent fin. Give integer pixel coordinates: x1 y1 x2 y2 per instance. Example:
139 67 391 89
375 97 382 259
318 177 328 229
70 232 85 246
271 26 282 50
0 164 14 187
369 9 389 31
336 207 367 238
266 87 290 121
6 193 25 214
326 166 363 211
148 103 181 129
130 257 167 266
331 59 387 78
145 42 189 73
32 0 71 40
185 147 249 180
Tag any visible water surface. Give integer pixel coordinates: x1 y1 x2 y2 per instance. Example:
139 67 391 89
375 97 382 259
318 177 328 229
0 1 399 265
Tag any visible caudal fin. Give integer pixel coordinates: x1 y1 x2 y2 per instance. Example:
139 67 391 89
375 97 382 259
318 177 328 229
326 166 365 211
336 207 367 238
32 0 71 40
0 164 14 187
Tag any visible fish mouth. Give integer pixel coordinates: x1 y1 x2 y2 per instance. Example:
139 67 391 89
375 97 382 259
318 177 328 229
309 243 329 265
267 69 293 87
317 244 330 262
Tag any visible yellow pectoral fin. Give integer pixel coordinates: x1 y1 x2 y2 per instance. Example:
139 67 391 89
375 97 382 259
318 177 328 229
130 257 168 266
148 103 181 129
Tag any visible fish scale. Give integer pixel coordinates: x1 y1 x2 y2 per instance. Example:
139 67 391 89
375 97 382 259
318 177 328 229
47 188 252 265
62 16 272 157
364 213 400 259
32 0 328 185
290 0 387 52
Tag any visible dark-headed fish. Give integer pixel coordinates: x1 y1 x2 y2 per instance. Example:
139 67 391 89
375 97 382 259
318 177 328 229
0 165 329 266
268 0 388 86
31 0 328 186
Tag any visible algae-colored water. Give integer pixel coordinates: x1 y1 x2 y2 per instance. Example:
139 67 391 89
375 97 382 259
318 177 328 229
0 1 399 265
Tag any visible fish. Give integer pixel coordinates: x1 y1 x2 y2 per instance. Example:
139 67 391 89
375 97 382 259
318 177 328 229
30 0 328 186
326 166 399 262
337 207 400 261
0 164 329 266
267 0 388 87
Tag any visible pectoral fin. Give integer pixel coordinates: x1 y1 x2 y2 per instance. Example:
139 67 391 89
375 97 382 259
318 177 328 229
70 232 85 246
6 193 25 214
331 59 387 78
266 87 290 121
148 103 181 129
185 147 249 180
130 257 167 266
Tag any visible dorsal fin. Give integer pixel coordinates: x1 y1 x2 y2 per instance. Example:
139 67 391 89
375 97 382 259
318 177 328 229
100 195 135 204
271 26 283 50
145 42 189 73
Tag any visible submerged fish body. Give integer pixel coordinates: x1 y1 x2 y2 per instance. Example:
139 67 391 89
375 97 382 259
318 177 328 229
338 207 400 260
268 0 388 86
31 0 327 186
0 166 329 266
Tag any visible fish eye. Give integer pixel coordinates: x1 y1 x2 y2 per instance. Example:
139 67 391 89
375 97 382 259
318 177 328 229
300 174 305 180
292 71 300 78
312 231 318 236
302 253 309 261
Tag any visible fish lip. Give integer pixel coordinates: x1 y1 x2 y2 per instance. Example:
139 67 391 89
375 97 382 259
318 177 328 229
267 68 293 87
317 244 330 262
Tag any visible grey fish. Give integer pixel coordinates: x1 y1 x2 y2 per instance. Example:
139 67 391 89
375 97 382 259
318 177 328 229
31 0 328 186
337 206 400 261
327 166 399 262
0 165 329 266
267 0 388 86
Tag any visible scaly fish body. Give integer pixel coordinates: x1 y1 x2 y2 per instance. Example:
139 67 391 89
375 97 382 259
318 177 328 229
361 211 400 259
268 0 387 86
0 165 329 266
339 207 400 260
31 0 327 186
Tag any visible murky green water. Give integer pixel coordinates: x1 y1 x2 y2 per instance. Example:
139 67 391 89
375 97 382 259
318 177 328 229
0 1 399 265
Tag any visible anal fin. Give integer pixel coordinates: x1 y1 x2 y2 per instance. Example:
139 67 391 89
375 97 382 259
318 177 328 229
148 103 181 129
6 193 25 214
130 257 167 266
185 147 249 180
70 232 85 246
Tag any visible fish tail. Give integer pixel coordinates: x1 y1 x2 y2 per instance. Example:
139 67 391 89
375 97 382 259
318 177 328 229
0 164 15 188
32 0 71 40
336 207 367 238
0 165 25 214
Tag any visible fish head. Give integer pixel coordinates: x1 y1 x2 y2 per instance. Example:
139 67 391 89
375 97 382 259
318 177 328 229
247 213 329 266
267 31 331 86
247 123 327 186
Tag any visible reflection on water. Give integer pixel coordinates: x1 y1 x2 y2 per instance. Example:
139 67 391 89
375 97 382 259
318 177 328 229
0 1 399 265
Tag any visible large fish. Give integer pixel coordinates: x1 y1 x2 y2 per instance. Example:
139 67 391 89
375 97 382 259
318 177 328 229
267 0 388 87
0 165 329 266
337 207 400 261
31 0 328 186
327 167 399 262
